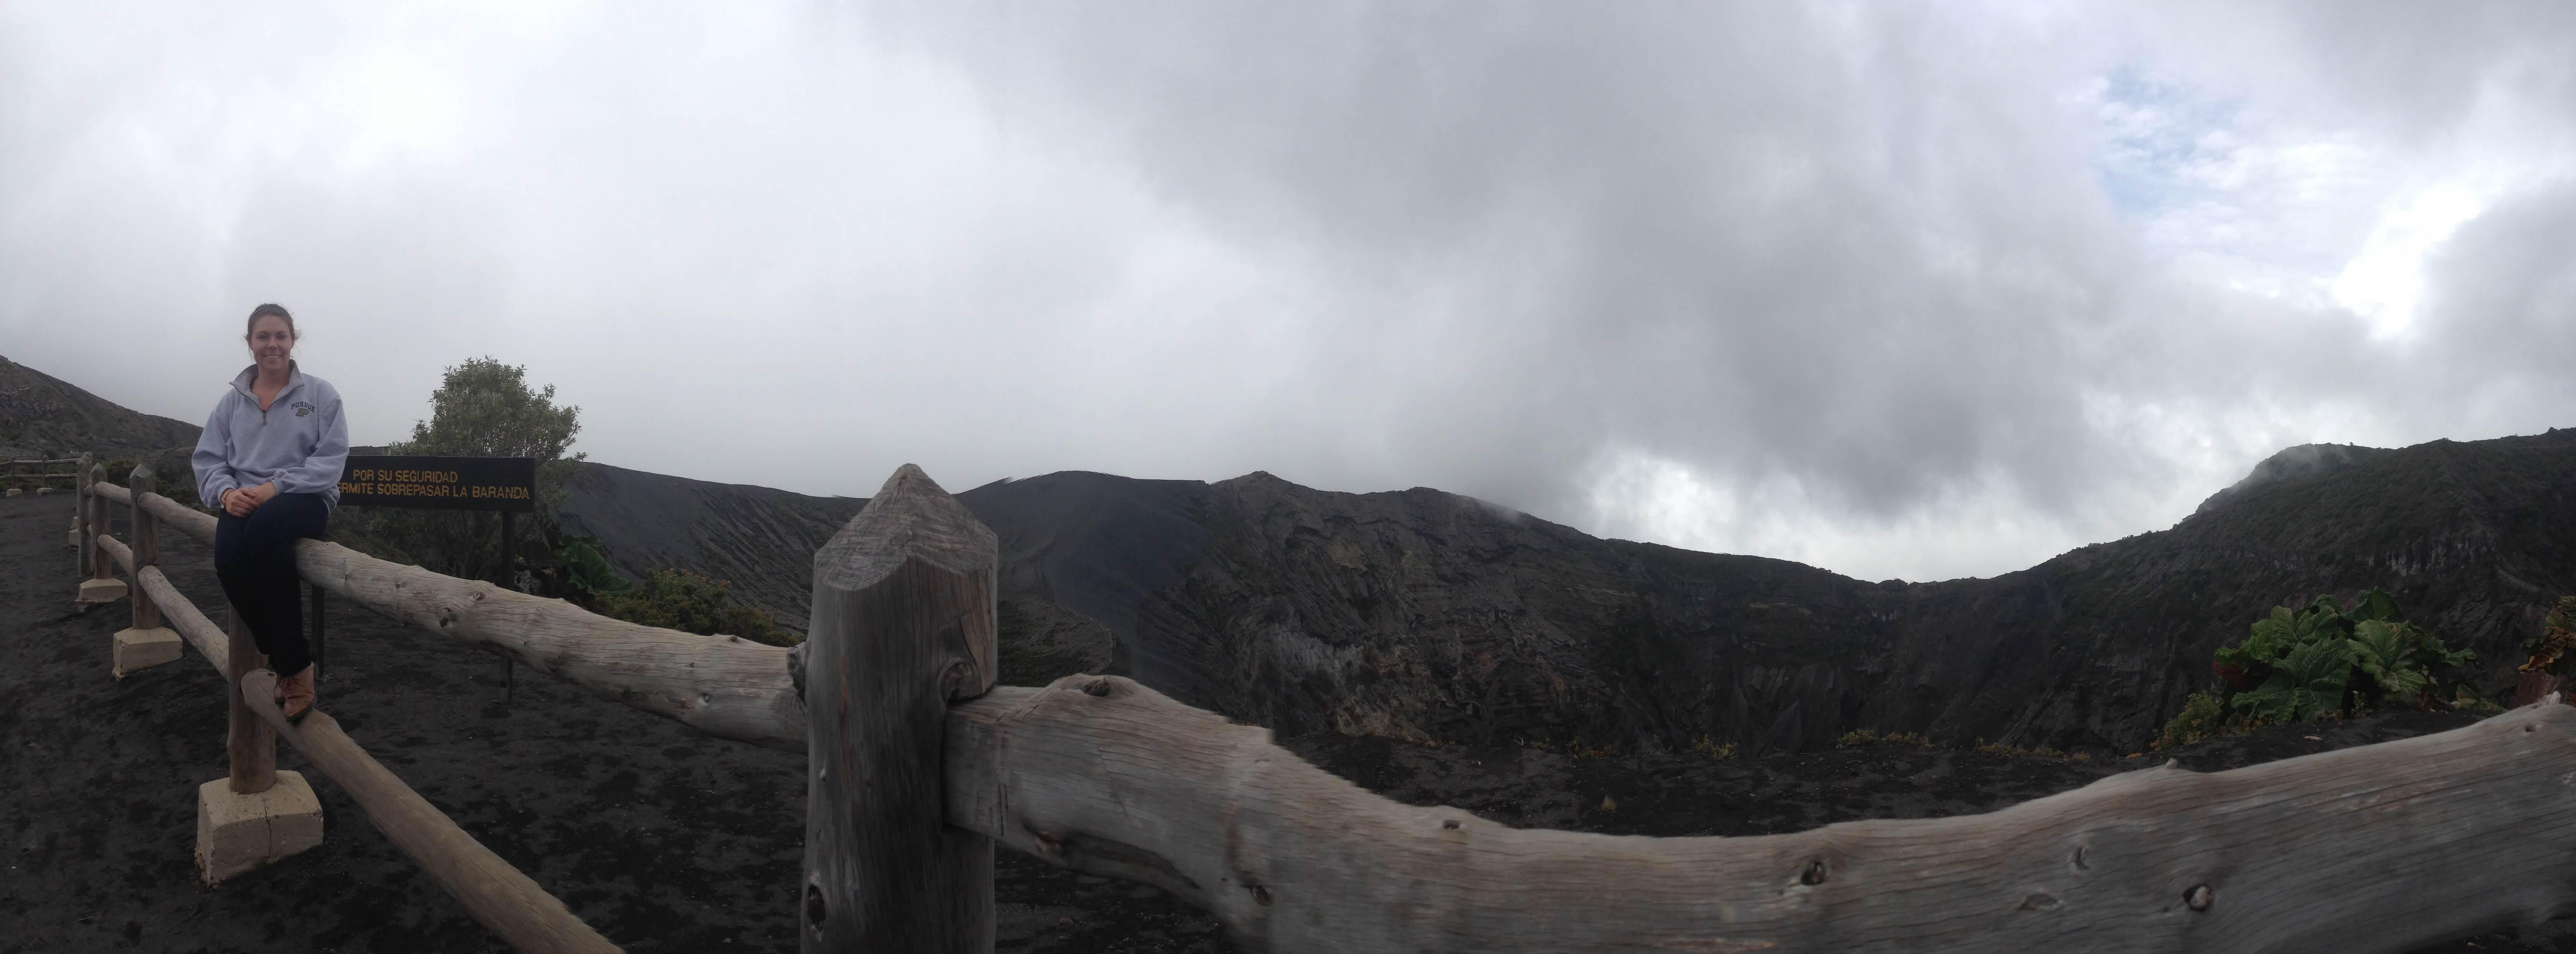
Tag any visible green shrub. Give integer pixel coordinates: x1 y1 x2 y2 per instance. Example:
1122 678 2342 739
1836 729 1935 749
98 456 140 486
2153 692 2232 750
2163 588 2478 746
1971 738 2069 759
2518 596 2576 679
594 568 797 646
1686 735 1738 760
555 535 633 599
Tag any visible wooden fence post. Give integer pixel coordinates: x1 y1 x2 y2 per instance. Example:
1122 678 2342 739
111 465 183 678
135 465 163 631
77 460 128 603
228 606 277 794
92 463 113 577
75 452 93 580
803 464 998 953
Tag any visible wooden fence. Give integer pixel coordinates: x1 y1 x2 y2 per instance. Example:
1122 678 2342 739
68 455 2576 953
8 456 81 487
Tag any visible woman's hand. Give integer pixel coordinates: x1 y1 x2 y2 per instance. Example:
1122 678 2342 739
222 482 279 516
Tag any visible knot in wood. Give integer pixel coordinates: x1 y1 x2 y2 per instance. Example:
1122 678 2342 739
1084 679 1115 698
805 884 827 926
1251 885 1273 906
2185 884 2213 911
1442 819 1461 830
1799 860 1828 886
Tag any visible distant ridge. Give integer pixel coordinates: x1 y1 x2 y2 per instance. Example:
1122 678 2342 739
2193 442 2393 515
560 433 2576 756
555 462 864 633
0 355 200 460
15 357 2574 753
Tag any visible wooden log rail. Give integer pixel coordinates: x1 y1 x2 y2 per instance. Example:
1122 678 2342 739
945 678 2576 952
98 479 810 753
87 472 620 954
82 463 2576 953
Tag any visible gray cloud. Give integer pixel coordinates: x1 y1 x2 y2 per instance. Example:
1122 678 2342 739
2 3 2569 580
862 4 2362 514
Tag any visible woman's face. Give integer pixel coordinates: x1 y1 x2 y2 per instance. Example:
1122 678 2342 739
248 316 295 373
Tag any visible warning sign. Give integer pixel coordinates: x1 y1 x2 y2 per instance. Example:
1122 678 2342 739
336 456 538 512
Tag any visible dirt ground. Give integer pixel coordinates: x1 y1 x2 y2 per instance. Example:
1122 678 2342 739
3 491 2569 952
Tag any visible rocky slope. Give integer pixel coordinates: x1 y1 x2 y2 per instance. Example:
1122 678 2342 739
551 431 2576 757
0 355 199 465
553 462 867 632
1121 433 2576 755
2192 441 2392 513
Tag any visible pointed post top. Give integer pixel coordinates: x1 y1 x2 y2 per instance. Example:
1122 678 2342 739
876 462 937 499
815 464 997 590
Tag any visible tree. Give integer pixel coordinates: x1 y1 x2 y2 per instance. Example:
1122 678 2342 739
369 357 584 584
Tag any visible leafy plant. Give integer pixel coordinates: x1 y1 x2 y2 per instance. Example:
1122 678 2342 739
555 535 633 598
593 567 797 646
2232 636 2355 724
1971 738 2069 759
2518 596 2576 679
1686 735 1738 760
2163 588 2480 747
1836 729 1935 749
2153 692 2228 750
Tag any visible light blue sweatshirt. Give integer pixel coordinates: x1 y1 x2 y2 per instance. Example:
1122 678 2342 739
192 361 351 512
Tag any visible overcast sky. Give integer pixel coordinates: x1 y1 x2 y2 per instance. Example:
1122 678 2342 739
4 2 2570 582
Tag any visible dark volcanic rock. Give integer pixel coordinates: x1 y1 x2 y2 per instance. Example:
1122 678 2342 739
560 431 2576 757
2194 441 2392 514
556 462 865 633
0 355 200 467
1127 433 2576 755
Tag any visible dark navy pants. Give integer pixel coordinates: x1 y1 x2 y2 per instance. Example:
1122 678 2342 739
214 492 330 678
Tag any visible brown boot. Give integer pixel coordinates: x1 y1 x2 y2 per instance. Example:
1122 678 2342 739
276 666 316 724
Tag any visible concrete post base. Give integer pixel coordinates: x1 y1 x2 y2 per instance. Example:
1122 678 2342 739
112 626 183 678
4 487 18 496
66 529 79 547
196 771 325 885
77 577 127 603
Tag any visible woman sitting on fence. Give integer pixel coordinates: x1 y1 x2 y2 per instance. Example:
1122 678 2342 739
192 304 349 722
